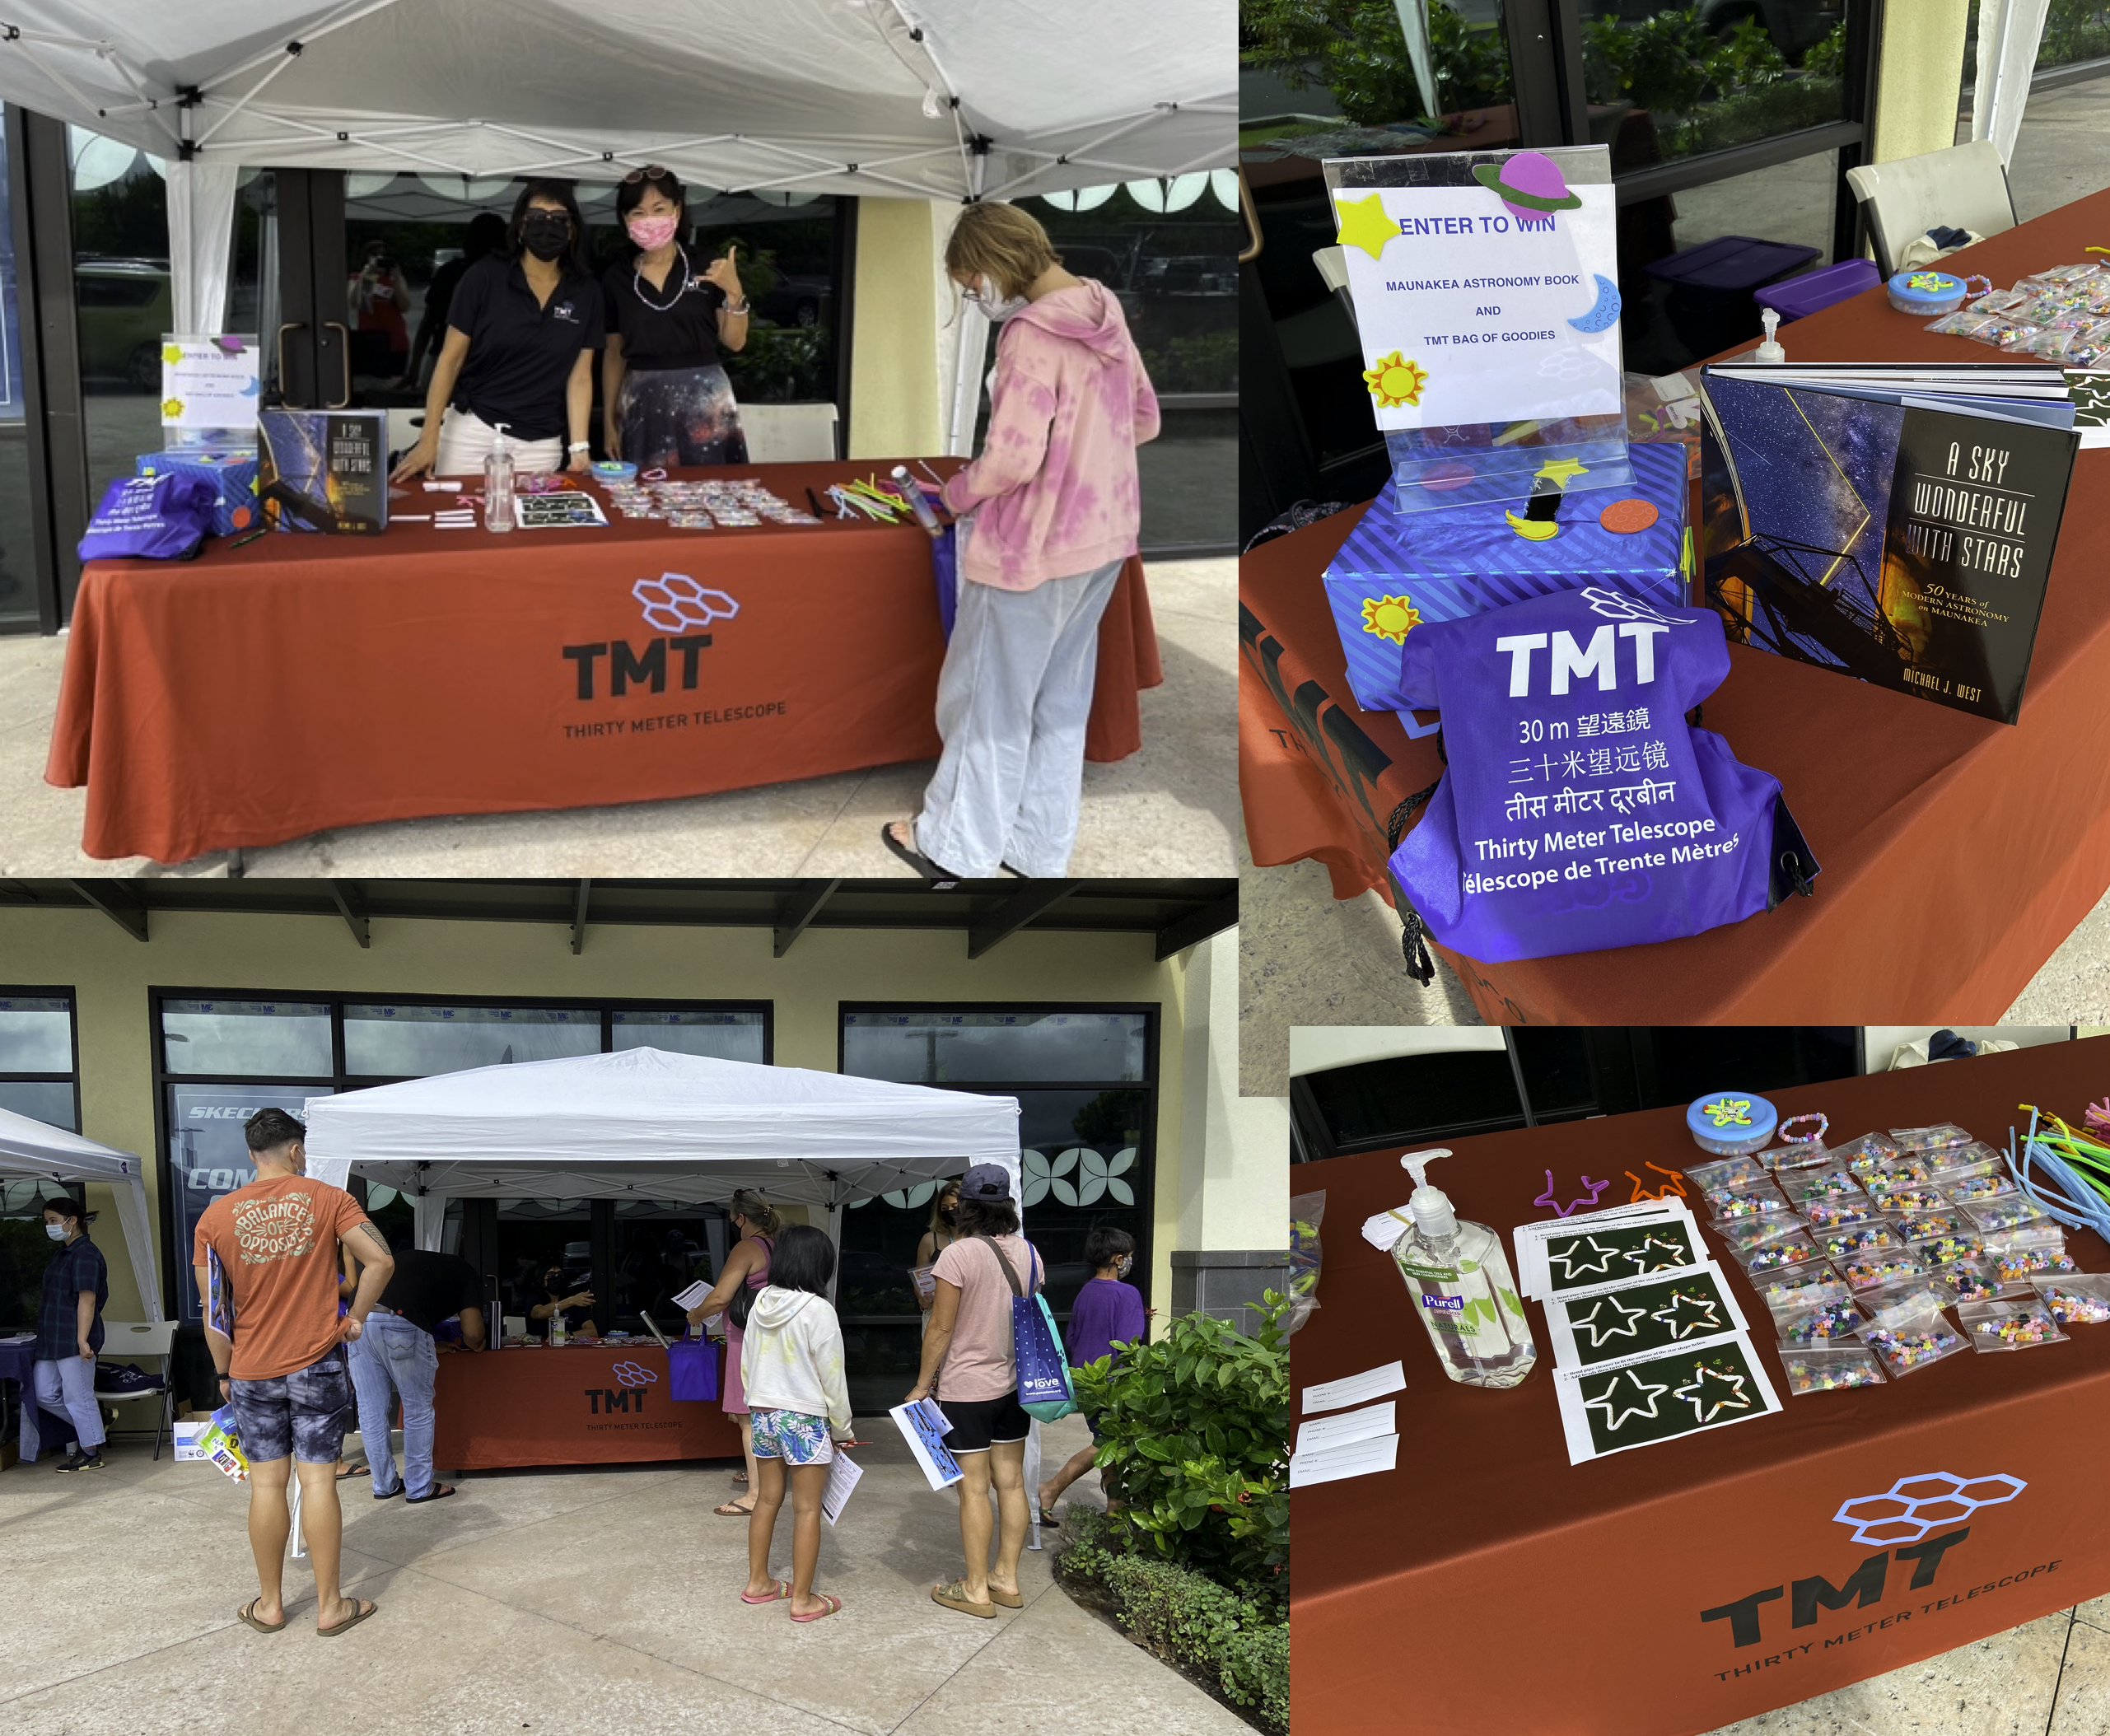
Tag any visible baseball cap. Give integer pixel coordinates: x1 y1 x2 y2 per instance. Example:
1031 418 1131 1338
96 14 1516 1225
959 1163 1012 1202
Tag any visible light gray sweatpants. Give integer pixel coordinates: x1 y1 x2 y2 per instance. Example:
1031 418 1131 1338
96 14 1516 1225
914 521 1124 879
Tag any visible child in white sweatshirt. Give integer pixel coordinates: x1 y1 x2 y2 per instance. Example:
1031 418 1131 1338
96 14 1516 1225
735 1224 854 1621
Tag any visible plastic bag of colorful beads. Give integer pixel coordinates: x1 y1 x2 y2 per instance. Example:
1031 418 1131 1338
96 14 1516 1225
1782 1344 1887 1393
1814 1222 1904 1261
1706 1184 1793 1222
1959 1192 2050 1234
1777 1297 1865 1345
1687 1155 1771 1194
1781 1167 1864 1206
2029 1273 2110 1325
1826 1132 1895 1173
1942 1169 2019 1206
2020 263 2102 287
1864 1156 1934 1189
1926 308 2036 346
1869 1184 1946 1216
1971 284 2036 313
1889 1123 1973 1153
1892 1208 1966 1242
1837 1251 1929 1292
1715 1213 1810 1255
1957 1298 2067 1352
1800 1194 1885 1232
1759 1267 1851 1320
1924 1258 2022 1304
1855 1274 1949 1323
1927 1140 2005 1176
1986 1225 2076 1283
2023 323 2110 363
1861 1310 1969 1376
1908 1232 1986 1270
1734 1232 1825 1276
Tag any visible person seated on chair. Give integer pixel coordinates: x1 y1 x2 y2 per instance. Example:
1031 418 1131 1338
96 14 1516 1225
525 1261 596 1340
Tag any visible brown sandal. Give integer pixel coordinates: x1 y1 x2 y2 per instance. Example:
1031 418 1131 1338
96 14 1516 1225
931 1579 996 1618
715 1499 756 1517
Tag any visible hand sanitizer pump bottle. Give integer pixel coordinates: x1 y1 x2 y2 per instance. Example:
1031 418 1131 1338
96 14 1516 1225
484 422 516 532
1394 1149 1536 1388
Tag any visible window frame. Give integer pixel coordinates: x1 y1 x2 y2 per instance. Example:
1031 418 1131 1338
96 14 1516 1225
147 985 774 1320
0 984 82 1133
834 999 1161 1332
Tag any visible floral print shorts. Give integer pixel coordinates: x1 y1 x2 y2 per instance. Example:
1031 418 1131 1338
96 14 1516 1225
751 1407 834 1465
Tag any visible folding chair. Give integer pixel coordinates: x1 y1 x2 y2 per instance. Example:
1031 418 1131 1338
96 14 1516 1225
1844 139 2019 277
95 1320 177 1461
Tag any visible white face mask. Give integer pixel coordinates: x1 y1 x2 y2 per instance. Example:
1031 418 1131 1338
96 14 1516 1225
45 1222 68 1241
1116 1254 1133 1279
964 276 1029 322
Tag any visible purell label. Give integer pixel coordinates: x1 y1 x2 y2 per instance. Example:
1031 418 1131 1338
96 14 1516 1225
1419 1293 1466 1313
1398 1260 1459 1281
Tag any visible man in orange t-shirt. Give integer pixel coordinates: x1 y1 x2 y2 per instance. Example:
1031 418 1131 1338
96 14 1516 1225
193 1108 394 1638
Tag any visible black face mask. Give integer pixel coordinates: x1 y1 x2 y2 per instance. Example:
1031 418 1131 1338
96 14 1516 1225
940 1206 956 1223
520 212 572 261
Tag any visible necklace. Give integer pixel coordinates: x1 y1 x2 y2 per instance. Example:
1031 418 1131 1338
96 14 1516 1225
633 246 691 313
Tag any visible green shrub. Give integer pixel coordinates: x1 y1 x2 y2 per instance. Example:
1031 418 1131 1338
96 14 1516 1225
1239 0 1514 126
1071 1293 1290 1592
1057 1506 1290 1734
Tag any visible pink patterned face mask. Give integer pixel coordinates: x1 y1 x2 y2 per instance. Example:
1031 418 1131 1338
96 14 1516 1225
627 213 680 251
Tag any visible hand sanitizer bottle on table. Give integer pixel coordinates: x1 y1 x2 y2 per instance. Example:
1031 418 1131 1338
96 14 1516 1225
485 422 516 532
1394 1148 1536 1388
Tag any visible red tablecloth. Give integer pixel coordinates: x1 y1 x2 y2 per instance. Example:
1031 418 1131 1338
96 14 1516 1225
1293 1037 2110 1736
1241 189 2110 1022
47 458 1160 862
432 1341 739 1470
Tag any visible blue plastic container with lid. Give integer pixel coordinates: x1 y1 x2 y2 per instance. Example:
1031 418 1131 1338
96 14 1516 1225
1886 269 1992 315
1688 1090 1779 1156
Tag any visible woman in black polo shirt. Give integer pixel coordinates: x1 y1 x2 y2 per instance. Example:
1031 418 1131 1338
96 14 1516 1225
28 1197 108 1472
600 166 750 469
390 180 605 481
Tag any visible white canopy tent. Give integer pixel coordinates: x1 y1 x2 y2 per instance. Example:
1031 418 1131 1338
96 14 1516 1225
301 1046 1024 1265
0 1 1235 359
0 1106 163 1323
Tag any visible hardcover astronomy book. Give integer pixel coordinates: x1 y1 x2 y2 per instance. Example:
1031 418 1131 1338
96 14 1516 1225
1697 363 2079 724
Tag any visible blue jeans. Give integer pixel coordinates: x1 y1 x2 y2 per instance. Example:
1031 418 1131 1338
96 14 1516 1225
349 1312 438 1497
21 1357 103 1458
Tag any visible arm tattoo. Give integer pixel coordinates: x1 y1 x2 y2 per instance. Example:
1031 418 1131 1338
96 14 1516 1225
351 1220 394 1260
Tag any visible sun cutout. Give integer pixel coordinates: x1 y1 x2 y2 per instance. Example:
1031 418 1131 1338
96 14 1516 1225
1362 352 1428 409
1361 593 1421 643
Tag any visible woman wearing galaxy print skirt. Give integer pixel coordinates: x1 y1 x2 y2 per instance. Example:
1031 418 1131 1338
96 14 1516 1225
600 166 750 469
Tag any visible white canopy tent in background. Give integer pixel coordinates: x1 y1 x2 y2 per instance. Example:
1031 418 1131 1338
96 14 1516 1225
1970 0 2049 170
0 1105 163 1323
301 1046 1024 1267
0 0 1235 447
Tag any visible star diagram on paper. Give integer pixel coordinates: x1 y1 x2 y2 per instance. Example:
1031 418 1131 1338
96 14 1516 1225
1582 1367 1669 1432
1621 1233 1689 1272
1570 1292 1645 1348
1547 1237 1618 1281
1672 1362 1752 1422
1651 1290 1724 1339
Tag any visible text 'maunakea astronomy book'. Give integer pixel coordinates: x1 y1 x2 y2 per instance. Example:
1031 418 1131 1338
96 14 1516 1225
1697 363 2078 724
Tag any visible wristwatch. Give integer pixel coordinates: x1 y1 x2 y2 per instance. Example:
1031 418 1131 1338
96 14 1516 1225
567 441 590 453
723 299 751 316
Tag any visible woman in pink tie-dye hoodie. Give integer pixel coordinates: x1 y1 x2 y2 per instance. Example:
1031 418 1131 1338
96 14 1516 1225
883 203 1160 880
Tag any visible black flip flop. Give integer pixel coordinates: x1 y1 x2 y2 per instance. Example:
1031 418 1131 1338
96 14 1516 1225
880 820 953 880
404 1483 455 1504
336 1464 369 1482
372 1485 404 1500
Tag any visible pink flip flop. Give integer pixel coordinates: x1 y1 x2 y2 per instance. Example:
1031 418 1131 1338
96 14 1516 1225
791 1593 843 1623
740 1579 791 1605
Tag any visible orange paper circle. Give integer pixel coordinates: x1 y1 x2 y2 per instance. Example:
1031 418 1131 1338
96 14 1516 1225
1598 497 1659 534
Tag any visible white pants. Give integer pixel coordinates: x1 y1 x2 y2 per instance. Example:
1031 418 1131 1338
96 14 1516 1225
21 1356 105 1458
434 407 565 477
915 521 1124 879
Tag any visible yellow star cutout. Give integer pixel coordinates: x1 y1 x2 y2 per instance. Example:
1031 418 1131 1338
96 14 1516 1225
1334 192 1399 261
1533 456 1589 490
1361 594 1421 643
1362 351 1428 408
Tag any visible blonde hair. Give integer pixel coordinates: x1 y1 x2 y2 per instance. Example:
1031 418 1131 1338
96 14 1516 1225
728 1189 782 1238
945 202 1060 301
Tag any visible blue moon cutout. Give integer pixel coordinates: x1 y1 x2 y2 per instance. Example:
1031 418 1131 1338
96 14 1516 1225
238 377 262 396
1567 273 1622 333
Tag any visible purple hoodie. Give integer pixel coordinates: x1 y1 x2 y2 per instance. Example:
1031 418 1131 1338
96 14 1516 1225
941 280 1160 590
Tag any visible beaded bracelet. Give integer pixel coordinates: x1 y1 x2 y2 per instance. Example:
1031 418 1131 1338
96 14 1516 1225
1778 1112 1828 1147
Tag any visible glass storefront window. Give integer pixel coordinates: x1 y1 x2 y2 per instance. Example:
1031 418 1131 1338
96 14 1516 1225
69 127 169 557
161 1000 334 1077
0 995 72 1071
494 1197 594 1335
343 1004 600 1076
0 107 34 628
166 1082 334 1321
0 1081 77 1130
841 1010 1146 1084
612 1009 767 1062
689 194 843 406
609 1199 723 1332
2 1179 54 1334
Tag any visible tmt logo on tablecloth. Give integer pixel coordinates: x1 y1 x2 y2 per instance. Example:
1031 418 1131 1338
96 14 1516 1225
586 1359 660 1415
